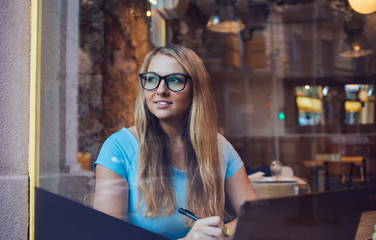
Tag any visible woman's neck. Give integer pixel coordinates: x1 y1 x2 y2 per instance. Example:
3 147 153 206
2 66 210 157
159 119 185 142
159 120 188 170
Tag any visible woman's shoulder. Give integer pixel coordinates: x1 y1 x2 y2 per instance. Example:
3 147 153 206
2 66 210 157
216 133 230 156
98 127 139 163
95 127 139 177
216 133 243 177
216 133 238 157
217 132 230 146
105 127 138 147
127 126 138 141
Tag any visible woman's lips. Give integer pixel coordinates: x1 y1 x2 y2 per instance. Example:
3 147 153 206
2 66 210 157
155 101 172 108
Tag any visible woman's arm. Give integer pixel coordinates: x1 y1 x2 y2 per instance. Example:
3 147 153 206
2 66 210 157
182 166 258 240
225 166 259 235
93 165 129 220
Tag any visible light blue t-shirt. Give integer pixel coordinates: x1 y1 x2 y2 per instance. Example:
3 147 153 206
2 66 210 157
94 127 243 239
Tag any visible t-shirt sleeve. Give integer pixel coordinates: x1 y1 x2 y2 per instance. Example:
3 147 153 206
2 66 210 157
94 135 129 181
225 142 244 179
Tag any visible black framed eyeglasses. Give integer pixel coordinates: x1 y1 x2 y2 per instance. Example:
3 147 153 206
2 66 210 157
139 72 191 92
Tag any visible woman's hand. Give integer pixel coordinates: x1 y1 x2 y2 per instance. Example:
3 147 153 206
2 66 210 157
183 216 229 240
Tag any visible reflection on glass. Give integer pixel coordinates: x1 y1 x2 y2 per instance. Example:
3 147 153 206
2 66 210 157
295 86 323 126
34 0 376 220
345 84 375 125
295 84 375 126
38 0 95 204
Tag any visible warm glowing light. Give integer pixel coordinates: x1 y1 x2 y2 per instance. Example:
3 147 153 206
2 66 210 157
354 45 360 51
305 85 310 90
348 0 376 14
152 0 157 5
146 10 152 17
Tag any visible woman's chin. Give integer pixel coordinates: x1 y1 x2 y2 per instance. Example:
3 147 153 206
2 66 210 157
155 115 187 124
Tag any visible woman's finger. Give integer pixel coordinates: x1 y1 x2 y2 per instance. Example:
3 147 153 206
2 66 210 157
197 216 227 231
190 223 226 240
196 216 228 238
200 225 226 239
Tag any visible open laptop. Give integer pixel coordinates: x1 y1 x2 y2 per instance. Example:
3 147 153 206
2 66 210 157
35 187 169 240
233 188 368 240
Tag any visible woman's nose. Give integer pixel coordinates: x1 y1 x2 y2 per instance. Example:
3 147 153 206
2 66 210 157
156 79 169 95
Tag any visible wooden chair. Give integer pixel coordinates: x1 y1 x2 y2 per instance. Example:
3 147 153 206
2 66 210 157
340 156 367 186
324 161 354 190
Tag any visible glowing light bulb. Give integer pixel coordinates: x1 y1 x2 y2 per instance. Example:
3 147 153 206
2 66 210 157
349 0 376 14
305 85 310 90
146 10 152 17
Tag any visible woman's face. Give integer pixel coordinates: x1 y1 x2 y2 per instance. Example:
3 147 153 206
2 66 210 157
144 53 193 124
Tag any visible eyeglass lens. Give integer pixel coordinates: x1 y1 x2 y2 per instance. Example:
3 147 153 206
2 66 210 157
140 73 188 92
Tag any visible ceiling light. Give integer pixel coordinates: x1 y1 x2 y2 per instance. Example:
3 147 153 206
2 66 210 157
207 0 245 33
339 18 373 58
348 0 376 14
339 34 373 58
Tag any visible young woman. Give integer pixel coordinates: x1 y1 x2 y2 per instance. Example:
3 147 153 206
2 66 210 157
93 44 258 239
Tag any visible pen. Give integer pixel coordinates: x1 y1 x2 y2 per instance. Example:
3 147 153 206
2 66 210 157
174 206 230 238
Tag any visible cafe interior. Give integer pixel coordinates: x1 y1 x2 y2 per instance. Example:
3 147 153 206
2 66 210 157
34 0 376 238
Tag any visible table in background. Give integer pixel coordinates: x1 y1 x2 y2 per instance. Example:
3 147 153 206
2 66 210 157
301 158 364 191
249 176 310 199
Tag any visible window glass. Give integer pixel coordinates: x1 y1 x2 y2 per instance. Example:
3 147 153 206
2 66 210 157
37 0 376 228
345 84 375 125
295 86 324 126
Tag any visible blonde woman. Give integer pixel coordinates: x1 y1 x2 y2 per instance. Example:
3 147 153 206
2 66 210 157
93 45 258 239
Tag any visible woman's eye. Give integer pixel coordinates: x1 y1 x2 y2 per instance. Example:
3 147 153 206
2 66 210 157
146 77 158 83
169 77 184 84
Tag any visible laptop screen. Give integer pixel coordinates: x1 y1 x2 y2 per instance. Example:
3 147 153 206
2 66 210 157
234 188 367 240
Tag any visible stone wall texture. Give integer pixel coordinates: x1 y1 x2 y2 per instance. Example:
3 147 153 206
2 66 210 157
101 0 152 137
79 0 152 165
78 0 105 166
0 1 30 239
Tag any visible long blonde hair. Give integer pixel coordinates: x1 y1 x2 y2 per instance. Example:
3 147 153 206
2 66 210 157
135 45 223 225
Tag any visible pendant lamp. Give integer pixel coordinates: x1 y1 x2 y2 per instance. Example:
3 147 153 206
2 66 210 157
207 0 245 33
348 0 376 14
339 17 373 58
